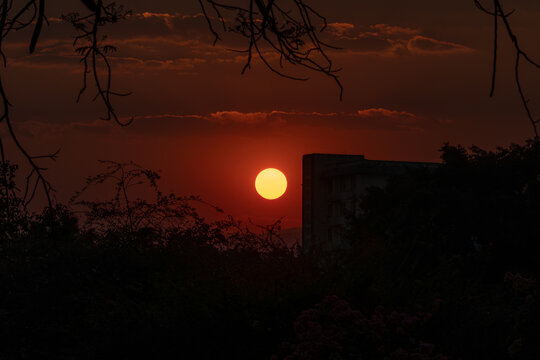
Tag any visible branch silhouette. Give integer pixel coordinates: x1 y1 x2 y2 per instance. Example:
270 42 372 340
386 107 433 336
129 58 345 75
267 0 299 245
0 0 131 209
199 0 343 100
0 0 57 208
62 1 133 125
475 0 540 138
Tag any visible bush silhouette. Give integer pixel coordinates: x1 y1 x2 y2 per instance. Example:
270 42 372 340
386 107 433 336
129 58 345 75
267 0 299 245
1 140 539 359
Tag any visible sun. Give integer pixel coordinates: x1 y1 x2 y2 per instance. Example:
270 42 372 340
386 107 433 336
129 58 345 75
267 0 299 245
255 168 287 200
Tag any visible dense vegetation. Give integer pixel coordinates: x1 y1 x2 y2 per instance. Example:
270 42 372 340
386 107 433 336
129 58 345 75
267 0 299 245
1 140 539 359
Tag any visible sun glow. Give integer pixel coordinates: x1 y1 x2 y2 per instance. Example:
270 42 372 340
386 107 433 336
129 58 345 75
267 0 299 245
255 168 287 200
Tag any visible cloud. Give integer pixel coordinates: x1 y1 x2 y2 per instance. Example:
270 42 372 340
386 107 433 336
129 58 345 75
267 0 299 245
139 12 177 29
327 22 356 37
134 12 206 30
137 12 179 18
8 106 432 143
5 11 251 72
357 108 418 122
208 111 272 124
364 24 419 37
206 110 295 124
128 111 292 129
326 22 473 57
407 35 474 55
113 56 207 72
127 108 426 134
4 11 475 74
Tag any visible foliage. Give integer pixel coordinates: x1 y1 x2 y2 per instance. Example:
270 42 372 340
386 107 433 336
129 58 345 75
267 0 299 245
276 295 449 360
1 140 540 359
343 138 540 358
70 160 291 253
0 161 27 246
352 138 540 277
70 161 204 247
0 162 312 358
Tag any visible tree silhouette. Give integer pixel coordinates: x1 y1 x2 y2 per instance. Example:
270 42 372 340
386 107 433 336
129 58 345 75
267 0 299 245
70 160 290 252
0 161 27 246
70 160 208 248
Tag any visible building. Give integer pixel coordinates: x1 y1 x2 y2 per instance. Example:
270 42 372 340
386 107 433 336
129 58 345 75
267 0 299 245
302 154 439 253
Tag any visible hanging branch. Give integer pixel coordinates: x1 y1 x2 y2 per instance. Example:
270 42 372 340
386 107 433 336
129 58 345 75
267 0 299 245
199 0 343 100
0 0 57 209
62 1 132 125
475 0 540 138
0 0 131 210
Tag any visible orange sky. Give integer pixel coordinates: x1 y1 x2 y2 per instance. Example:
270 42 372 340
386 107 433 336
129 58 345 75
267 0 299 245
1 0 539 229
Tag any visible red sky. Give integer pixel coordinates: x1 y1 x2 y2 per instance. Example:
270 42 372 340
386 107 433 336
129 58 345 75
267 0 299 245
1 0 539 229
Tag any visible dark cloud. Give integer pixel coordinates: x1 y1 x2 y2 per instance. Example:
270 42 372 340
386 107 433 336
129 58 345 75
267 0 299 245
4 10 475 73
325 22 474 56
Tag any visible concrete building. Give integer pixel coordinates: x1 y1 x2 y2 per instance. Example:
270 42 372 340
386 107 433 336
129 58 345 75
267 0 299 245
302 154 439 253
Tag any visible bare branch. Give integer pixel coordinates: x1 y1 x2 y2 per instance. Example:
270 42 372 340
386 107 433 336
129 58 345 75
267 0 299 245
199 0 343 100
476 0 540 137
62 1 132 126
0 0 58 210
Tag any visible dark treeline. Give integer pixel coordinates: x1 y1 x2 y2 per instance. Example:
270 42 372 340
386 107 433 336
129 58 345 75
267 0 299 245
1 140 539 359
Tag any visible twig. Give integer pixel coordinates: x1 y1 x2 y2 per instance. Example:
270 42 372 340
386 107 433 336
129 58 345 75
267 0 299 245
199 0 343 100
476 0 540 137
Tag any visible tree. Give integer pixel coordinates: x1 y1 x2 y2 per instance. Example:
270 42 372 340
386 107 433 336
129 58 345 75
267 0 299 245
348 139 540 295
70 160 290 252
70 160 202 248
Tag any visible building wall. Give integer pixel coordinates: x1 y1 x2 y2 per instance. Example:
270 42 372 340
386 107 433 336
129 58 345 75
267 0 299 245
302 154 438 253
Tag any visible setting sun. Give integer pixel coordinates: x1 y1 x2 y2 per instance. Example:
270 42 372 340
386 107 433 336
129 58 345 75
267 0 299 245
255 168 287 200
